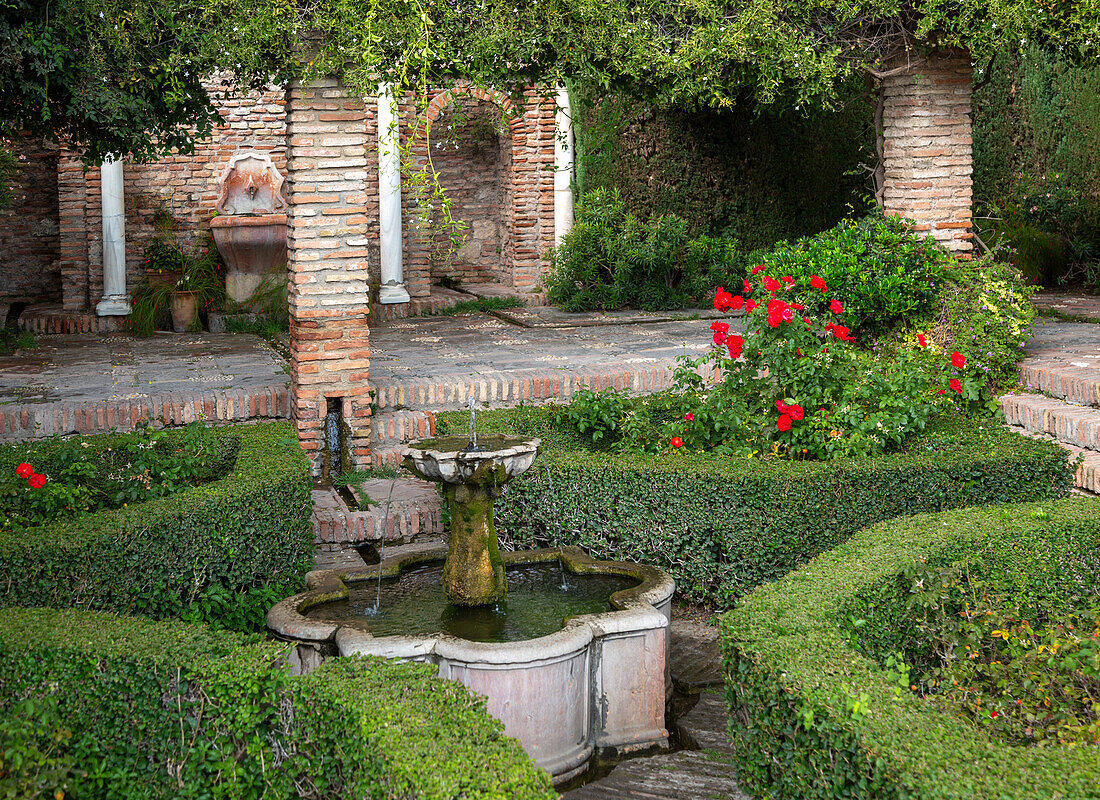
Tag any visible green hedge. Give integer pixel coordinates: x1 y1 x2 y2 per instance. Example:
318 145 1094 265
0 422 313 630
437 407 1074 605
0 607 554 799
721 498 1100 800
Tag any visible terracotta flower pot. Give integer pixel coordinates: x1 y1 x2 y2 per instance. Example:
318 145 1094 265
169 290 199 333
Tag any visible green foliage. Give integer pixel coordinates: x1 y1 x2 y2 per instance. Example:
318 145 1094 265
759 216 954 339
129 234 227 336
722 498 1100 799
974 44 1100 287
0 144 15 209
0 0 295 163
572 83 869 247
438 406 1073 605
926 256 1036 393
0 422 312 632
544 189 742 311
0 608 554 799
0 327 35 357
0 422 231 528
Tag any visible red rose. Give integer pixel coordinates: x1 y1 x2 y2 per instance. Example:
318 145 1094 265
938 389 946 395
742 279 753 294
830 299 843 314
713 288 734 312
730 295 744 311
780 307 794 323
788 404 804 421
15 463 32 479
802 316 811 327
685 413 695 421
810 275 828 292
790 303 804 311
776 399 789 414
763 277 780 293
726 335 744 359
832 325 853 342
951 351 966 368
950 378 962 394
710 320 730 334
990 711 998 719
777 414 792 432
28 473 47 489
780 276 795 285
713 331 728 346
796 348 802 357
752 265 765 275
671 437 683 449
917 334 928 348
745 299 758 313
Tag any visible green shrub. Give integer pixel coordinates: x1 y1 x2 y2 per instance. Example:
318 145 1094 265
437 407 1073 606
758 216 955 339
544 188 742 311
992 218 1068 285
926 256 1036 394
0 422 312 631
0 422 233 528
722 498 1100 800
0 608 554 799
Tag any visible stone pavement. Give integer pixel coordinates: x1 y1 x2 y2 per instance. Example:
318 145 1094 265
0 332 289 438
368 310 729 411
1032 291 1100 323
1003 321 1100 494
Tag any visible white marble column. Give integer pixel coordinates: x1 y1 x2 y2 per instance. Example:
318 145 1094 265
96 156 131 315
554 84 575 246
377 83 410 304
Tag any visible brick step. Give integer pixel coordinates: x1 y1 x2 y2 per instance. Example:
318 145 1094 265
371 364 683 412
1018 362 1100 409
369 409 436 447
311 477 444 546
1001 393 1100 452
1006 425 1100 495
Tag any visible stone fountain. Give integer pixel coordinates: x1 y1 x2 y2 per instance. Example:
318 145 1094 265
209 151 288 305
267 416 675 784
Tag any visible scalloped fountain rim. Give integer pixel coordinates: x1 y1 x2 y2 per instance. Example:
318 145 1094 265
267 545 675 784
402 435 540 484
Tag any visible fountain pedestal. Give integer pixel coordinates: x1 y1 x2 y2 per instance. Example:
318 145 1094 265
440 482 506 605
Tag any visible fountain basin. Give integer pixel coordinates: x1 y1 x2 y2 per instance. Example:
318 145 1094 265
210 213 287 304
403 435 539 485
266 545 675 784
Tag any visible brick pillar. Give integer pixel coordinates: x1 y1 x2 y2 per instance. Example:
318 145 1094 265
882 49 974 254
285 77 374 475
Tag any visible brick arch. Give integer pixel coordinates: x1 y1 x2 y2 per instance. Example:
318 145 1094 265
424 85 521 131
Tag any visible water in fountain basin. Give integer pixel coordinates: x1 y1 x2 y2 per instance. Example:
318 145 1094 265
305 561 638 643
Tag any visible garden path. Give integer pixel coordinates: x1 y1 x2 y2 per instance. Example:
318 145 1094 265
1002 319 1100 494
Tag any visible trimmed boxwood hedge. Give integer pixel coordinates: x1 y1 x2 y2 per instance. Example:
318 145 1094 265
721 498 1100 800
437 407 1075 605
0 607 555 799
0 422 313 630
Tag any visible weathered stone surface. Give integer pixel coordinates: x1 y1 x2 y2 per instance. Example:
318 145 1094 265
675 691 734 755
562 749 748 800
670 620 723 689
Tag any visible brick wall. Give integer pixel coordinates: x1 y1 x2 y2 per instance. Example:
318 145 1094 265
428 98 511 285
882 50 974 254
58 78 286 311
0 134 60 300
402 85 557 299
286 76 377 475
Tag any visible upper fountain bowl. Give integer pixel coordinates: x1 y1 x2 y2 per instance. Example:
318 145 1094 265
403 435 539 486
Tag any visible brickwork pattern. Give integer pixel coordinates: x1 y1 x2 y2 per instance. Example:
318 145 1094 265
428 98 511 285
882 50 974 254
401 85 556 298
18 305 124 335
0 134 60 300
57 79 286 311
286 77 376 474
0 386 289 440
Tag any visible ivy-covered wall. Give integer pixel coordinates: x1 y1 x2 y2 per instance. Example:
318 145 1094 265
571 82 872 250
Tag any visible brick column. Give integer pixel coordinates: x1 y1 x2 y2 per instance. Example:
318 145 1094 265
882 49 974 255
285 77 375 475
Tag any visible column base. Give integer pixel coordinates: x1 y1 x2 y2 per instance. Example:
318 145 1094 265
96 295 132 316
379 281 411 305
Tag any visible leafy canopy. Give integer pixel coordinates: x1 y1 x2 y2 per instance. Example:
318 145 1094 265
2 0 1098 161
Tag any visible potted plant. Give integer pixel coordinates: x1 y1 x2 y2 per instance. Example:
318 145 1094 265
140 208 188 286
129 235 227 337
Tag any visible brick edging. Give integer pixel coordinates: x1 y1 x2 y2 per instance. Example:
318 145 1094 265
0 385 290 440
1018 363 1100 408
18 310 126 335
